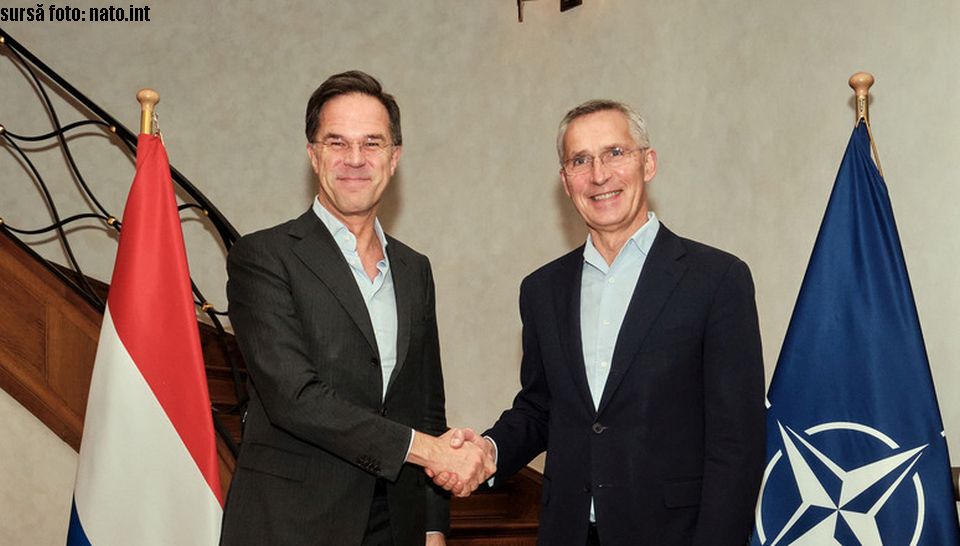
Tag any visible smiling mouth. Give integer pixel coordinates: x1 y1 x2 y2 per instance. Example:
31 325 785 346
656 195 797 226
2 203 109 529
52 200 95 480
591 190 621 201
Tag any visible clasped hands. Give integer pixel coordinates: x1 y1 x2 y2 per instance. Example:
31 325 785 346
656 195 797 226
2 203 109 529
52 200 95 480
415 428 495 497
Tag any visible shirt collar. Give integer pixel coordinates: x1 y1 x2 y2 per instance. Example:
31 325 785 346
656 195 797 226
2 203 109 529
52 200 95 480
312 196 388 256
583 211 660 271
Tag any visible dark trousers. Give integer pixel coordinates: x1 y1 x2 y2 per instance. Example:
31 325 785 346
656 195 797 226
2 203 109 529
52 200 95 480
362 480 393 546
586 522 601 546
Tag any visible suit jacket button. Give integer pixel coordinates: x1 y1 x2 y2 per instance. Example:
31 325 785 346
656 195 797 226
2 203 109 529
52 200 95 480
592 422 605 434
583 485 591 493
370 357 379 366
379 407 387 416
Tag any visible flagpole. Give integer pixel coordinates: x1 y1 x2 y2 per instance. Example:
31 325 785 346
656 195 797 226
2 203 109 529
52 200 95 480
848 71 883 177
137 88 159 135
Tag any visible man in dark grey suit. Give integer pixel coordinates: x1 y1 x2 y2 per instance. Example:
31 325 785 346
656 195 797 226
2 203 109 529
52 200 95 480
438 100 765 545
220 71 492 546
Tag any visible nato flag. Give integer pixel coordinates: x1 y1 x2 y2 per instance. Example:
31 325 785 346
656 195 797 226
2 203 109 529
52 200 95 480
751 123 960 545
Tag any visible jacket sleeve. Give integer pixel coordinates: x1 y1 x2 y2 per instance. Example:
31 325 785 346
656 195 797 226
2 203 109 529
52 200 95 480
693 259 766 546
419 259 451 533
483 277 551 480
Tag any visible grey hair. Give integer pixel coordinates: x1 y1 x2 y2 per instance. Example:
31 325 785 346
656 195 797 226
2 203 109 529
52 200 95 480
556 99 650 162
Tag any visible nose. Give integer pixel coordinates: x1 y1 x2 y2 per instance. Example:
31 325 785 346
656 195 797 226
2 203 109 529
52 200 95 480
344 142 365 166
590 156 608 184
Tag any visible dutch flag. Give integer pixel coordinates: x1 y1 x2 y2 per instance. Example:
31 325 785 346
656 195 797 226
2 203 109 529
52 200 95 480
66 133 224 545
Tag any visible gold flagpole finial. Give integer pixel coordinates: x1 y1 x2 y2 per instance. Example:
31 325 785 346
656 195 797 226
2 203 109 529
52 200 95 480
136 89 160 135
848 72 883 176
848 72 874 124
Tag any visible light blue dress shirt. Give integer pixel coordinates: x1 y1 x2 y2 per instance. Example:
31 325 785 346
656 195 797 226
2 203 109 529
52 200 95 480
580 211 660 522
580 212 660 408
312 198 398 401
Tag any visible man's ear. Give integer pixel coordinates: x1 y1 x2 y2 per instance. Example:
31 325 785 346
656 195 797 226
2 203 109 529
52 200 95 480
307 143 321 175
642 148 657 183
388 145 402 176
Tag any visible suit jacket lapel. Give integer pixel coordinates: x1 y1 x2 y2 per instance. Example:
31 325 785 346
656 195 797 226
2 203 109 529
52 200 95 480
384 239 412 396
289 211 379 356
553 247 597 413
596 225 687 415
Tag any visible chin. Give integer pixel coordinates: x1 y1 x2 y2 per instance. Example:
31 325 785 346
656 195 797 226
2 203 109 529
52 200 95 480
587 213 626 228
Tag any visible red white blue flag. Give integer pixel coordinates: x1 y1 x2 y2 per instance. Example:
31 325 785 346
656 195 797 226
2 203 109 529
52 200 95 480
66 134 223 545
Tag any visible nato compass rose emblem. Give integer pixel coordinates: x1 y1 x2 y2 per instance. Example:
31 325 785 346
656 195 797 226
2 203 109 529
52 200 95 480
754 421 928 545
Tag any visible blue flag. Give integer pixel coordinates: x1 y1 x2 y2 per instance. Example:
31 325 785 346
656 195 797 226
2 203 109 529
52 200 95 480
751 123 960 545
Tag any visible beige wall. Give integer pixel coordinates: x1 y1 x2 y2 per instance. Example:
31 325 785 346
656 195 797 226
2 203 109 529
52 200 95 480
0 388 77 542
2 1 959 542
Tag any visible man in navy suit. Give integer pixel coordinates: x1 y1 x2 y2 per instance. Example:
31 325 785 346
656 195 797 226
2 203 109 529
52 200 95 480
438 99 765 545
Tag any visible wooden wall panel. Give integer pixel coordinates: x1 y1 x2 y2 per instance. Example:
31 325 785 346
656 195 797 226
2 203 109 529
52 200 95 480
0 262 47 376
46 306 98 418
0 231 100 450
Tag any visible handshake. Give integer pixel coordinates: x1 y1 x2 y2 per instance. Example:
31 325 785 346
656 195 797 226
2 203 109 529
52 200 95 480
409 428 496 497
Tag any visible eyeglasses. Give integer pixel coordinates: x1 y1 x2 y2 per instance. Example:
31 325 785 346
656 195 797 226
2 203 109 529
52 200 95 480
562 146 647 176
311 137 394 158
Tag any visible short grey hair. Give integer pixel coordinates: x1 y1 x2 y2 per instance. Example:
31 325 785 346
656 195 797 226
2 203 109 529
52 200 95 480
556 99 650 162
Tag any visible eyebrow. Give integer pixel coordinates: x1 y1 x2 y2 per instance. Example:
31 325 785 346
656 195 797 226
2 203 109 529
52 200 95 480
567 144 629 158
321 132 388 142
565 147 591 159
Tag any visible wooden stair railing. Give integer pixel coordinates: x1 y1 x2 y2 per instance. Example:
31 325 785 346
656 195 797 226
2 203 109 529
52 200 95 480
0 226 542 544
447 467 540 545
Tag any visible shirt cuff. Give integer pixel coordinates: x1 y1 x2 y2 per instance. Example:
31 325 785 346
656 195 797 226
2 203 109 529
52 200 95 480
404 428 415 461
483 435 498 487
